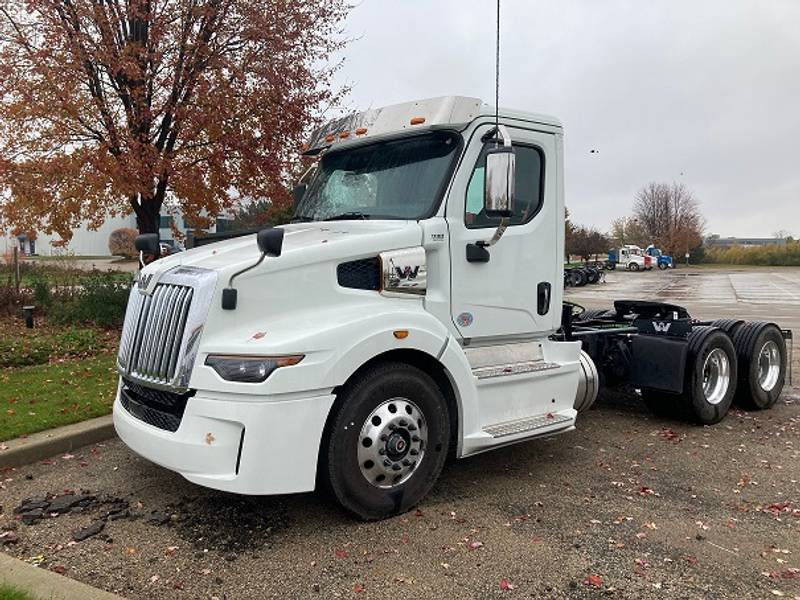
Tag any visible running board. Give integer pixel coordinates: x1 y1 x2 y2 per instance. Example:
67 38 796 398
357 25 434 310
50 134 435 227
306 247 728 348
483 413 573 438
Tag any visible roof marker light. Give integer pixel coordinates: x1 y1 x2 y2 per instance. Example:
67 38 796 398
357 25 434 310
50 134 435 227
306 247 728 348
354 127 368 135
324 134 335 143
339 131 350 139
410 117 426 125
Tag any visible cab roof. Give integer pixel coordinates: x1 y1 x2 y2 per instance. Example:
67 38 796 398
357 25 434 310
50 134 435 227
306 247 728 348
304 96 561 155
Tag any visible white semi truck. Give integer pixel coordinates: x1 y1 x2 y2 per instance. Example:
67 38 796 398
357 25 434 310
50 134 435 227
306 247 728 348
114 97 791 520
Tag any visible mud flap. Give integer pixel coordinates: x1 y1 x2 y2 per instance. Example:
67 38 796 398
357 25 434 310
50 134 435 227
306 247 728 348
630 335 688 393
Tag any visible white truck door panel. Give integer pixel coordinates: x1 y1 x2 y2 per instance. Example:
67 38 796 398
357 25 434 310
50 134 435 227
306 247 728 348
446 123 560 340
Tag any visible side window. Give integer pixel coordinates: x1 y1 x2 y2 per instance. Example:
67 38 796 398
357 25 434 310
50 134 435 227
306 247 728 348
464 143 544 228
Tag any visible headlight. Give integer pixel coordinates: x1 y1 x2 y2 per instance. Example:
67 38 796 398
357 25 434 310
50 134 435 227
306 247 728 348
204 354 304 383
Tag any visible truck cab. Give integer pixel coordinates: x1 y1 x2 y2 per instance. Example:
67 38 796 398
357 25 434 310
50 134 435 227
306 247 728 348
114 96 789 519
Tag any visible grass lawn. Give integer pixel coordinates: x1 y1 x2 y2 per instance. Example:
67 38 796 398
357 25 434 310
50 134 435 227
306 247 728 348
0 353 118 441
0 582 37 600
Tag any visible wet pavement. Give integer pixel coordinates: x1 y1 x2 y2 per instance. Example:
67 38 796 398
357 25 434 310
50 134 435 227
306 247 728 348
0 266 798 599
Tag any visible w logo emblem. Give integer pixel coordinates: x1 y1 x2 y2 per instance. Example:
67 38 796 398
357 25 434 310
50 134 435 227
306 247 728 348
652 321 672 333
394 266 420 280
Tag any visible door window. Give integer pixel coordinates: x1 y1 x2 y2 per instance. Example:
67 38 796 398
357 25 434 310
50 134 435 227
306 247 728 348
464 143 544 228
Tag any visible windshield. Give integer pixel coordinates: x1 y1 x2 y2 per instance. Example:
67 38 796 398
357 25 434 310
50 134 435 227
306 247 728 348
295 131 461 221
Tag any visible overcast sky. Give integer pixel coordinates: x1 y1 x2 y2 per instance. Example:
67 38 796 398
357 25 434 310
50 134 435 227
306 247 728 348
331 0 800 237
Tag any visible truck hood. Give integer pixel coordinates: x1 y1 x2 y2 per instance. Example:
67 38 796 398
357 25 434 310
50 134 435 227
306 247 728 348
140 220 424 285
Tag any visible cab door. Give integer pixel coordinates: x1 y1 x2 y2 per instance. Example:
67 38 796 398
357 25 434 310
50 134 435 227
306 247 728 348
446 123 561 340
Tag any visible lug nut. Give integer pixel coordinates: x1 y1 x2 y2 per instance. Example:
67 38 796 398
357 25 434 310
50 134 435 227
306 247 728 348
412 435 420 442
383 459 392 467
410 449 418 456
391 463 402 471
378 448 386 455
399 419 408 427
380 434 388 441
407 424 417 431
402 459 411 466
388 424 397 431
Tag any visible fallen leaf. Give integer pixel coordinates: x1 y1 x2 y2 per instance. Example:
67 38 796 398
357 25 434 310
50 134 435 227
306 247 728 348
499 579 516 590
334 548 349 559
354 582 364 593
468 541 484 550
584 574 603 588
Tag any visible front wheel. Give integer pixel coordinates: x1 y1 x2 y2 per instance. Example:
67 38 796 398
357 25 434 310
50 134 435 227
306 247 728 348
628 262 639 272
658 262 667 270
321 362 450 520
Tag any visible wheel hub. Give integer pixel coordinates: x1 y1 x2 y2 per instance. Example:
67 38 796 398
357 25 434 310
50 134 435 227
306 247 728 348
757 340 781 392
702 347 730 405
357 397 427 489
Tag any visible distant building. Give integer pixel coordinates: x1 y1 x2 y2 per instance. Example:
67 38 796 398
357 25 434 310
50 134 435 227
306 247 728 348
705 236 788 248
2 210 231 257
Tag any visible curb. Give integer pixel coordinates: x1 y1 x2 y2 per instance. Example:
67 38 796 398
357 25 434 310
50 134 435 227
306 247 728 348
0 415 116 469
0 552 125 600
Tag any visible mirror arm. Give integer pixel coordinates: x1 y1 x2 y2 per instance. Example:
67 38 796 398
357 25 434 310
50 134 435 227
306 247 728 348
477 217 509 248
222 253 266 310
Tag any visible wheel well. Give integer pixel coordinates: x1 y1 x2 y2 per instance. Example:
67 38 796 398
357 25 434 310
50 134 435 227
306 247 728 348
322 349 460 463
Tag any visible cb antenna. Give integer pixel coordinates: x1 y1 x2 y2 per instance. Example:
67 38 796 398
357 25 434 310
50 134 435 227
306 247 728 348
494 0 500 145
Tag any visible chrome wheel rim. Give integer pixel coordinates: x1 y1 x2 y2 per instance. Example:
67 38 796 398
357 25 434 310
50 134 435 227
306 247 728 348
757 340 781 392
357 397 427 489
702 348 730 405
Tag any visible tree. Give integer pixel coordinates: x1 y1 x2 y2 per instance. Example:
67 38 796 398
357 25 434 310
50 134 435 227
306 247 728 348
632 182 705 255
568 225 609 262
0 0 347 238
609 216 648 248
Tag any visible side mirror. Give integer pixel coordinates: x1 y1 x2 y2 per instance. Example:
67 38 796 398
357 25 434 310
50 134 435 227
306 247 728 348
257 227 284 257
293 184 307 209
134 233 160 255
134 233 160 268
483 145 515 218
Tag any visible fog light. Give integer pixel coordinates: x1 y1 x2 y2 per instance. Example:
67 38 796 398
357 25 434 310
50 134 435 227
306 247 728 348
204 354 304 383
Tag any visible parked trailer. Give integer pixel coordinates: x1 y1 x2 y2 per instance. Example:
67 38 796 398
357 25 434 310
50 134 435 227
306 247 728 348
116 96 791 520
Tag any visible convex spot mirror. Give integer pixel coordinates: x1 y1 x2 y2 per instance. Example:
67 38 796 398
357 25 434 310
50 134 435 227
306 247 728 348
257 227 284 257
483 145 515 218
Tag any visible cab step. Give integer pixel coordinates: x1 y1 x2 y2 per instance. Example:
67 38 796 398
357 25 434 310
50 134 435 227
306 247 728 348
482 412 573 438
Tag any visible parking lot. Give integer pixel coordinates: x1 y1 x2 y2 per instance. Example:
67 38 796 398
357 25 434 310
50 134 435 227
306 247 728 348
1 266 798 599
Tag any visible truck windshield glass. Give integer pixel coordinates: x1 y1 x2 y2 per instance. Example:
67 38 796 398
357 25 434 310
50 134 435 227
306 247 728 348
296 131 461 221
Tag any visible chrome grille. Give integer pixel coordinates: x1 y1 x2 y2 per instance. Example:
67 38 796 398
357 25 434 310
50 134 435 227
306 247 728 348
118 266 217 391
127 284 193 383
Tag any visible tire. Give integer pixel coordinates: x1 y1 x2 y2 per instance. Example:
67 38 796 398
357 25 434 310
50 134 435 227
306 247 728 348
586 268 599 284
711 319 745 337
574 270 587 286
321 362 450 520
682 326 737 424
658 262 667 270
628 262 639 272
606 262 617 270
732 322 786 410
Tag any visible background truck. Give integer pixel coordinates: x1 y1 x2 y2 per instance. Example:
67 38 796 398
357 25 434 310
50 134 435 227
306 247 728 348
116 96 791 520
646 244 674 269
606 245 653 271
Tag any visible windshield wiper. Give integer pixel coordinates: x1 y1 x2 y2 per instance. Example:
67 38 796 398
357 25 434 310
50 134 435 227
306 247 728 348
290 214 315 223
323 212 371 221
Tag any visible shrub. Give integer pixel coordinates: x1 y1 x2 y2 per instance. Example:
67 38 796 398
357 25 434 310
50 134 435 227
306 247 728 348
50 272 132 328
108 228 138 258
702 241 800 266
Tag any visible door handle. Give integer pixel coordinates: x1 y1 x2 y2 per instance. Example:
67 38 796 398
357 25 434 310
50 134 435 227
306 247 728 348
537 282 551 315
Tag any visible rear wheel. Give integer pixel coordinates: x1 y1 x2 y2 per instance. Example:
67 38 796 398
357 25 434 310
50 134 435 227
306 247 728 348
683 326 737 424
711 319 745 337
573 269 587 286
732 322 786 410
628 262 639 272
322 362 450 520
642 327 737 424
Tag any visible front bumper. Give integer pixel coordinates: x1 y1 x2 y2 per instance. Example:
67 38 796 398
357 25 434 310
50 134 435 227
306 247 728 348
113 385 335 495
